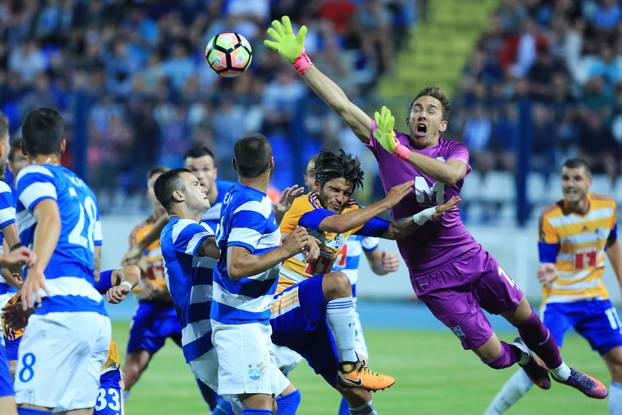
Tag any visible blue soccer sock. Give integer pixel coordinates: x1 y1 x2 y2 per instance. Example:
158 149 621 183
326 297 358 363
242 409 272 414
276 389 301 415
338 396 349 415
212 398 236 415
18 408 51 415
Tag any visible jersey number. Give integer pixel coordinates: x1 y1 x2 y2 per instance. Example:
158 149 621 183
68 195 97 251
605 308 622 331
414 177 444 205
574 250 597 270
95 387 121 412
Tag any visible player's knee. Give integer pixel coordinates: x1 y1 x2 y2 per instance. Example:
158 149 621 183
323 272 352 301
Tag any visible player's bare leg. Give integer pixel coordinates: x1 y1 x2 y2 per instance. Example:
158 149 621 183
322 272 395 391
122 351 152 392
502 297 607 399
0 396 17 415
604 346 622 413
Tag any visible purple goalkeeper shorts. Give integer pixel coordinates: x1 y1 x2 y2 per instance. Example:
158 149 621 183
414 247 524 350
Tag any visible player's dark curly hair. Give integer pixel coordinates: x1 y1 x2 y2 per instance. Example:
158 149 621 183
314 149 364 192
409 86 451 120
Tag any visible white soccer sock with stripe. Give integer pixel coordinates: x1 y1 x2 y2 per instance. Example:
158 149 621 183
483 369 533 415
609 382 622 415
326 297 358 363
550 362 571 381
350 401 377 415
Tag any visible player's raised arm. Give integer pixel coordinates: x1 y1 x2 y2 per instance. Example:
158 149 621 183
264 16 373 143
317 180 414 234
227 226 313 280
381 195 461 240
373 106 468 185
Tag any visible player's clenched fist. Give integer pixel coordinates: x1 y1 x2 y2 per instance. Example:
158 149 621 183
282 226 311 256
381 252 400 273
264 15 307 63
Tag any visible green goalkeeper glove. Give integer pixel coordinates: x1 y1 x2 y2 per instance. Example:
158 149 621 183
373 106 398 152
373 106 411 160
264 15 307 63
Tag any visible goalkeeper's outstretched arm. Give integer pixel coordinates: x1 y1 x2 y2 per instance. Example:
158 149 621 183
264 15 372 143
302 65 372 143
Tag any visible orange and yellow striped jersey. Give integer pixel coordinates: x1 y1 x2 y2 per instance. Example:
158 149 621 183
2 292 23 342
129 214 166 290
278 193 364 292
539 193 617 304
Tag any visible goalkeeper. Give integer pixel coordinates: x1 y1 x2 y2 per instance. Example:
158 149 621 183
264 15 610 403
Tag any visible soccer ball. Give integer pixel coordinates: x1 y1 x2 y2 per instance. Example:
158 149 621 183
205 32 252 78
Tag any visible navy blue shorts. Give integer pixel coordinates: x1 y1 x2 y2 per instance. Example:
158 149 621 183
270 275 340 386
127 301 182 354
0 342 14 397
543 299 622 355
94 368 123 415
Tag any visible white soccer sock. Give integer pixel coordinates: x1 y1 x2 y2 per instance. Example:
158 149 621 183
483 370 533 415
609 382 622 415
550 362 572 381
350 401 377 415
326 297 358 363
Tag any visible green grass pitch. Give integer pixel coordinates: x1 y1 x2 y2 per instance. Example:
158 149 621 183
113 322 609 414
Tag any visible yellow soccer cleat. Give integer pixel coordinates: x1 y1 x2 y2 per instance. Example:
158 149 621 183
338 361 396 391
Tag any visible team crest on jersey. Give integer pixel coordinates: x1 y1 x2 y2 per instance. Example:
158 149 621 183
248 363 261 381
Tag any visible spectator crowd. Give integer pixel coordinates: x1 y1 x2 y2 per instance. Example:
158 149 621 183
452 0 622 191
0 0 418 211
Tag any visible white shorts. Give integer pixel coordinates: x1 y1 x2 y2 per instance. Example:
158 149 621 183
14 312 111 411
211 320 289 397
272 344 303 374
189 348 243 414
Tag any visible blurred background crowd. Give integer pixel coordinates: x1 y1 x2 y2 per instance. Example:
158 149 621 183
0 0 418 212
1 0 621 224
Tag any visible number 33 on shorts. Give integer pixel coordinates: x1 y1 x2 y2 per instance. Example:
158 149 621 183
95 386 122 415
95 370 124 415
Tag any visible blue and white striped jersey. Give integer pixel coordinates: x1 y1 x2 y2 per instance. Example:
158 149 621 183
160 216 215 362
201 179 235 233
15 164 105 315
0 180 17 294
332 235 379 287
211 184 281 325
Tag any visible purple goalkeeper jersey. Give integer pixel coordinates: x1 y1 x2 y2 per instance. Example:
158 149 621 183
366 123 480 277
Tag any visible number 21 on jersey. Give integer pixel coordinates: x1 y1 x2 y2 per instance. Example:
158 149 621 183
67 187 97 252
